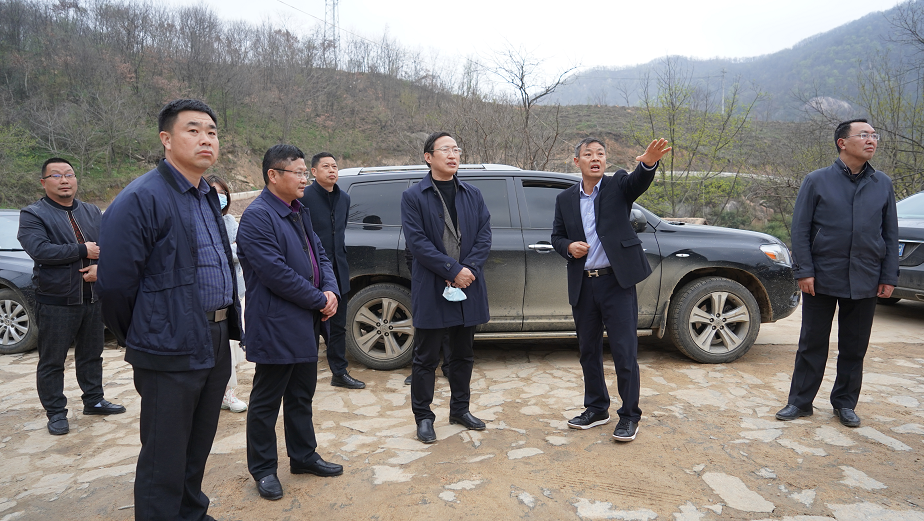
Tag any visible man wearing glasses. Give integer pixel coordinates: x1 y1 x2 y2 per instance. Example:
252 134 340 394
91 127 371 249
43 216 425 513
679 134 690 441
19 158 126 436
238 144 343 500
776 119 899 428
401 132 492 444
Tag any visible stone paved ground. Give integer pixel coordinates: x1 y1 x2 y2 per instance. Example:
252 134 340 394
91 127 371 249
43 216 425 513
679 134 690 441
1 300 923 520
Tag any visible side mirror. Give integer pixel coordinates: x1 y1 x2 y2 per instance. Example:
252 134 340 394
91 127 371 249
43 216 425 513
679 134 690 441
630 209 648 233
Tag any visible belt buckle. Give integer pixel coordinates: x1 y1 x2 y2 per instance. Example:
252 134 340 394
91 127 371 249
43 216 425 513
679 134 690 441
587 269 599 278
213 308 228 322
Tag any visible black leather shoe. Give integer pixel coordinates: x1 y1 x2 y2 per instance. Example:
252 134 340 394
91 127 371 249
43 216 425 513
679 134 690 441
417 419 436 443
83 399 126 415
47 414 69 435
291 457 343 477
449 412 486 431
567 409 610 430
612 418 639 442
775 404 812 421
256 474 283 500
833 408 861 427
404 375 412 385
331 372 365 389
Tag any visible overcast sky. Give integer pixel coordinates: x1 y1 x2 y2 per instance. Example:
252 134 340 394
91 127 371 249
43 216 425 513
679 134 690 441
166 0 904 76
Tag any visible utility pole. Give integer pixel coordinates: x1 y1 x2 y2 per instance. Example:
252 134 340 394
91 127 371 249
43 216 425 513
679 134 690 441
324 0 340 66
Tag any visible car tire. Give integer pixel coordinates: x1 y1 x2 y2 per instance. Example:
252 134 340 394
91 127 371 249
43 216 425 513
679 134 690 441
345 283 415 370
0 288 38 355
877 297 901 305
667 277 760 364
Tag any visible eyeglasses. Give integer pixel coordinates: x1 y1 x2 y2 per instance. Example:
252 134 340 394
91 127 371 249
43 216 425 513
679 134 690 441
42 173 76 180
432 146 462 155
272 168 309 179
845 132 880 141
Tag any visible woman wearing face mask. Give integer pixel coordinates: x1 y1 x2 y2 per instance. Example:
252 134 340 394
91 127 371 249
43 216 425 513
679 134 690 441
209 175 248 413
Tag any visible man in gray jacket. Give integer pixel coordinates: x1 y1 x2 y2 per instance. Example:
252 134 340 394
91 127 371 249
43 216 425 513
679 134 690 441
776 119 898 428
18 158 125 436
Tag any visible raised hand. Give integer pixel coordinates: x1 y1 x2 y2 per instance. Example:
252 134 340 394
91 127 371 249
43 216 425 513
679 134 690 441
636 138 672 167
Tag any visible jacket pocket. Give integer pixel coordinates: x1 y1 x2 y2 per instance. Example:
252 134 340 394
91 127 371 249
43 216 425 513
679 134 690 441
621 237 642 247
133 267 198 354
37 265 70 296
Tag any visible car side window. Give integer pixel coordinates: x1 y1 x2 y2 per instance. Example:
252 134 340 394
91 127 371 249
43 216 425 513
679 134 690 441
347 181 409 227
521 180 575 229
464 179 512 228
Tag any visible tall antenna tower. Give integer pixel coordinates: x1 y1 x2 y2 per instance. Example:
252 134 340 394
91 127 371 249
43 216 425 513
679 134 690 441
324 0 340 64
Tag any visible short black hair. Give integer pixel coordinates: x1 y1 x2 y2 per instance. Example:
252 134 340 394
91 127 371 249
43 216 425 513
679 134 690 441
834 118 868 154
423 132 452 155
158 99 218 133
41 157 73 178
574 137 605 158
311 152 336 169
262 144 305 185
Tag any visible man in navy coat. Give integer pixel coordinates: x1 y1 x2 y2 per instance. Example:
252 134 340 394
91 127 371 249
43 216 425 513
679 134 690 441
238 144 343 500
300 152 365 390
401 131 492 444
551 137 671 443
776 119 898 428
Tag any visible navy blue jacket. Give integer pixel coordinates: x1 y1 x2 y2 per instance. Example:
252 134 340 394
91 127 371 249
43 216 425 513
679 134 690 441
97 160 243 371
791 159 899 299
400 173 491 329
300 180 351 294
19 197 101 305
551 163 656 305
238 188 339 364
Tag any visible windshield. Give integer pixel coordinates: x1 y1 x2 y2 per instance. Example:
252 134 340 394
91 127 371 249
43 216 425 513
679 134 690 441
897 192 924 219
0 213 24 250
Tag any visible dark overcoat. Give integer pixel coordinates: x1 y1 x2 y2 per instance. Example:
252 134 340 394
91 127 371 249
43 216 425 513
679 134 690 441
300 180 351 294
400 173 491 329
790 159 899 299
238 188 339 364
551 163 656 306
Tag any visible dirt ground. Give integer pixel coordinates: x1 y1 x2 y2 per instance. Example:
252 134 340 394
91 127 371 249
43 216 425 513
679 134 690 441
1 300 923 520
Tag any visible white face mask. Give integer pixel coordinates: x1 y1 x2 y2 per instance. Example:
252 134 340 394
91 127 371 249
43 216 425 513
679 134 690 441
218 194 228 209
442 286 467 302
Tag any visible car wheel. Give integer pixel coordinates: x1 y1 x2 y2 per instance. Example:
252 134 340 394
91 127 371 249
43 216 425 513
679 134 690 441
345 283 414 370
0 288 38 355
667 277 760 363
877 297 901 305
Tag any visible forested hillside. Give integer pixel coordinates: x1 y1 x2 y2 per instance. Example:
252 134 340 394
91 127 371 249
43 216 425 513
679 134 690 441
1 0 922 246
548 2 918 121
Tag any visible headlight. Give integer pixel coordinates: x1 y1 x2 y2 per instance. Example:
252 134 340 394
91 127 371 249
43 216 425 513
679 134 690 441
760 243 792 267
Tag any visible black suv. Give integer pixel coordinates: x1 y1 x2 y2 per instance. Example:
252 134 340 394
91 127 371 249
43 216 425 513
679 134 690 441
0 209 38 354
336 164 799 370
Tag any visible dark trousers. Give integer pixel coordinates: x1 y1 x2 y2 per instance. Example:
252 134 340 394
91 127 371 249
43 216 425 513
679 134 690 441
787 293 877 410
247 361 320 480
411 325 475 423
572 273 642 422
326 294 349 375
132 319 230 521
36 301 105 419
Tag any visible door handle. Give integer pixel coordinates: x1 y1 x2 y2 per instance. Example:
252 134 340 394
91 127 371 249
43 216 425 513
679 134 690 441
528 243 555 253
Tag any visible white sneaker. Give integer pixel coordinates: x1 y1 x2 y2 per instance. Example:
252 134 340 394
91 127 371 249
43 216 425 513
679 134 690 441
221 388 247 413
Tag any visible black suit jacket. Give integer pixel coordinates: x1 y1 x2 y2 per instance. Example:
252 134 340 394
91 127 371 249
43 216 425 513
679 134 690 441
551 163 656 305
300 180 351 294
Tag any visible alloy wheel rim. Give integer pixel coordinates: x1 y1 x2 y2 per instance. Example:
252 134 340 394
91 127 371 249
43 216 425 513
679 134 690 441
352 297 414 361
687 291 750 353
0 299 29 345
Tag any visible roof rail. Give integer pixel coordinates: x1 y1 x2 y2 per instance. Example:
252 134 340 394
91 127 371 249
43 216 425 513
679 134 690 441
339 164 521 176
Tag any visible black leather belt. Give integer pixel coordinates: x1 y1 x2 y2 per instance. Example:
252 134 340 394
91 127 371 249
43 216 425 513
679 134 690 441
206 307 229 322
585 267 613 277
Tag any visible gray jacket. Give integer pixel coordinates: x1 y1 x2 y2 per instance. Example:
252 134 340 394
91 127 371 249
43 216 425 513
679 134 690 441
18 197 102 305
790 159 899 299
